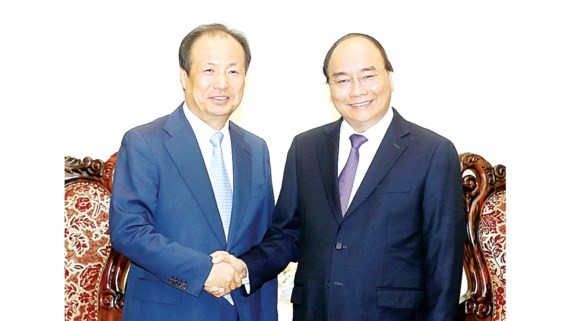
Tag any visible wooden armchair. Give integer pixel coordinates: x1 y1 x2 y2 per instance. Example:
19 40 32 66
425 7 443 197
64 152 506 321
63 153 294 320
458 153 507 321
64 153 129 321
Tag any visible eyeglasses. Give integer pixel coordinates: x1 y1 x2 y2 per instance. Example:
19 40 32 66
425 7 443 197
330 72 380 89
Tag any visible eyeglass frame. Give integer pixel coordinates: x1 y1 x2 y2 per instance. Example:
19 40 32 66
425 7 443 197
329 70 383 89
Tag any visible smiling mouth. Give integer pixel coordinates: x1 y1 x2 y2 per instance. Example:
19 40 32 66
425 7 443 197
211 96 230 104
349 100 372 108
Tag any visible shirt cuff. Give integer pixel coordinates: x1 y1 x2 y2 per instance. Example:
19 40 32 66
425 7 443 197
242 262 251 294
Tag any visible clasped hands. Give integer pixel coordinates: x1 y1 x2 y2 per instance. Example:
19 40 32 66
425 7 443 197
204 251 247 298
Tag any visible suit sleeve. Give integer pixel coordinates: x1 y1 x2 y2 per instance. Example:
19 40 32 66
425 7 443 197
109 129 213 297
421 139 465 321
240 137 301 294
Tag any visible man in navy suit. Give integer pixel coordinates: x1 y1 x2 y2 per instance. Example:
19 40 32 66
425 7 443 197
109 23 277 321
218 32 465 320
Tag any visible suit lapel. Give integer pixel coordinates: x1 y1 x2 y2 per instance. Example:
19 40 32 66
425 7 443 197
318 119 344 225
226 122 251 248
345 109 412 217
163 105 227 247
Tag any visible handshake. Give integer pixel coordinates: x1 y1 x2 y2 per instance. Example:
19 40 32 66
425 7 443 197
204 251 248 297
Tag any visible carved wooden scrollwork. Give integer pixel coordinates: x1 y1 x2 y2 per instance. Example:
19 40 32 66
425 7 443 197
103 153 118 192
99 248 130 321
65 156 106 178
65 153 118 192
459 153 506 320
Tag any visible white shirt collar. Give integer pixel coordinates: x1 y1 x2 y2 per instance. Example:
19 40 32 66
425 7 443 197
182 102 234 188
339 107 394 144
182 102 230 141
337 107 394 206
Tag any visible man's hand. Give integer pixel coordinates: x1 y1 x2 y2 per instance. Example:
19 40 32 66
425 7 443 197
211 251 247 279
204 260 241 297
203 251 246 297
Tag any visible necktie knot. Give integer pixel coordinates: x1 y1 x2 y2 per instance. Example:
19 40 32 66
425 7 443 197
210 132 224 147
350 134 368 149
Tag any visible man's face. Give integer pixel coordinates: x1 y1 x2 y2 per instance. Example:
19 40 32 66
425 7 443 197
327 36 393 133
180 33 246 130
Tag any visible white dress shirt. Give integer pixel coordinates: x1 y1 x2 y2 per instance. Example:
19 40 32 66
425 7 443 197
183 103 233 190
183 102 249 297
337 107 394 207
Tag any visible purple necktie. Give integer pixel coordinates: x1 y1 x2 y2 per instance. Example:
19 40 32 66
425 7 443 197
338 134 368 215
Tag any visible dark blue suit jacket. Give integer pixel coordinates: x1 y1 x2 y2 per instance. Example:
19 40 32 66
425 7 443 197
110 104 277 321
241 108 464 321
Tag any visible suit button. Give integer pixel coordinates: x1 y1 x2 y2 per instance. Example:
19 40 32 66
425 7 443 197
335 242 343 250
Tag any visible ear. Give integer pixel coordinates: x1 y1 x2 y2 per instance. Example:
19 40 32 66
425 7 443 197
179 68 188 91
388 72 394 91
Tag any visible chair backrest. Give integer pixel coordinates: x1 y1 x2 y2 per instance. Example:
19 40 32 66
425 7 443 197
458 153 506 321
64 153 130 321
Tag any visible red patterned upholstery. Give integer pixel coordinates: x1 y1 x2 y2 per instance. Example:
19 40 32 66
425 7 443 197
64 154 129 321
458 153 506 321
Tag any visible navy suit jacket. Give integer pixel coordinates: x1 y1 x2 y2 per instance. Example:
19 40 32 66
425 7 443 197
241 108 464 321
110 104 277 321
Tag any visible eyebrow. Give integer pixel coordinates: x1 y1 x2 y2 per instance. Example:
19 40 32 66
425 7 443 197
330 65 378 78
203 62 242 69
361 66 378 72
331 71 349 78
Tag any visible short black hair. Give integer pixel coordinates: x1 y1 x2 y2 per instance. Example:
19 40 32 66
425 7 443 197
322 33 393 83
178 23 251 74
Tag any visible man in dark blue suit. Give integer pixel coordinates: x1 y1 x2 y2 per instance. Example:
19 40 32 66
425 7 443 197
109 23 277 321
219 32 465 320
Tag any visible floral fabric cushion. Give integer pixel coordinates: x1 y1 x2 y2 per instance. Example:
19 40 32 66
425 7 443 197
479 190 506 321
64 181 111 321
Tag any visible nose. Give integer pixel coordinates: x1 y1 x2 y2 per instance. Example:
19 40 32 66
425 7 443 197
213 72 229 89
349 78 368 97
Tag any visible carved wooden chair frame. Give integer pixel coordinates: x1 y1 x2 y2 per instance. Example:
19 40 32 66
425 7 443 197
458 152 507 321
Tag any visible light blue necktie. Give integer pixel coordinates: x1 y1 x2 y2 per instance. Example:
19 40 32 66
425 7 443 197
338 134 368 216
210 132 234 305
210 132 233 240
